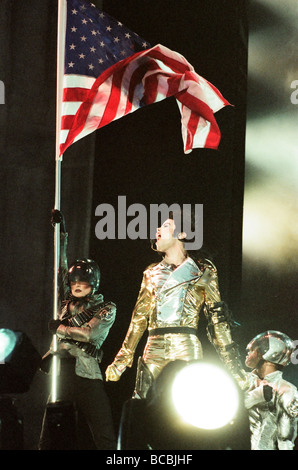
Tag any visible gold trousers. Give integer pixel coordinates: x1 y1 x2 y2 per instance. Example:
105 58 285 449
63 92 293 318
134 333 203 398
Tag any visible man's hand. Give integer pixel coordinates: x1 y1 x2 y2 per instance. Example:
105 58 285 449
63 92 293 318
105 363 125 382
51 209 66 234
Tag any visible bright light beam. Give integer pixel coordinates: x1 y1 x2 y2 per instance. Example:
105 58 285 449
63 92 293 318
0 329 17 363
171 362 239 430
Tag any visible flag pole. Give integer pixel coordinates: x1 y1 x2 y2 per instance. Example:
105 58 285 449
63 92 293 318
51 0 67 403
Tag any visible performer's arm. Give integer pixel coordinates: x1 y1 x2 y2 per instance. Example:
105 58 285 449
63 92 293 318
105 272 152 381
202 262 249 390
287 394 298 418
51 209 69 301
277 387 298 450
244 383 272 409
56 302 116 346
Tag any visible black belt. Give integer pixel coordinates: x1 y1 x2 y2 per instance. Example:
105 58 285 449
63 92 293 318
66 339 103 361
149 327 198 337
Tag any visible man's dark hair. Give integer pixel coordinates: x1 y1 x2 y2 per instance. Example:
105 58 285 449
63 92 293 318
167 208 213 263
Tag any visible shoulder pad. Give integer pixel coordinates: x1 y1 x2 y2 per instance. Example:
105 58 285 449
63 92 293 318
97 301 116 319
201 258 217 272
144 262 160 273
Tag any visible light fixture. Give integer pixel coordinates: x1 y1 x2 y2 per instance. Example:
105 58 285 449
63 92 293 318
171 361 240 430
0 328 41 449
0 328 41 394
118 360 251 450
0 329 18 361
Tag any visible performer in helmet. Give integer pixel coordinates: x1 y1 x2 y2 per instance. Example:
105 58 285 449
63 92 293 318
245 330 298 450
39 210 116 450
106 210 248 398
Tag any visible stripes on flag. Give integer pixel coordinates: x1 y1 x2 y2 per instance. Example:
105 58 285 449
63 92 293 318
59 1 230 157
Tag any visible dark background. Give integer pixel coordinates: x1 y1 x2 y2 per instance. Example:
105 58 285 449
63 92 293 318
0 0 297 450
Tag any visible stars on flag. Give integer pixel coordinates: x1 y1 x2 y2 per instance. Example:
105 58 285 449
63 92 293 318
65 0 150 78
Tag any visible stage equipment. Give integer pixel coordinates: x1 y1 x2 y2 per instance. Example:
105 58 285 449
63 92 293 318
0 329 41 450
171 361 240 430
40 401 78 450
0 329 41 394
0 396 24 450
118 360 251 450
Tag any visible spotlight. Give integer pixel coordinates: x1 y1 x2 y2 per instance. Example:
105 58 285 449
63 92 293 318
0 329 18 360
118 360 251 450
0 329 41 394
0 329 41 449
171 362 240 430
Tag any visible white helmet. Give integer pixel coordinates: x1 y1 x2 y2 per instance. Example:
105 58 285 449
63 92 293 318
246 330 294 367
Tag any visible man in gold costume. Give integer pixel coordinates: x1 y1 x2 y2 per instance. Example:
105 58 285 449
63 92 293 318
106 212 248 398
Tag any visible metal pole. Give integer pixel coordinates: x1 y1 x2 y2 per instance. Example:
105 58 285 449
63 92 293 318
51 0 66 403
51 159 61 403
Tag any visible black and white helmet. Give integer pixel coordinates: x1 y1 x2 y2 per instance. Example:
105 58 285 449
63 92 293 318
246 330 294 367
68 258 101 295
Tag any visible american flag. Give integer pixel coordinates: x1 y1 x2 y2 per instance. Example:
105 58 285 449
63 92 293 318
59 0 230 158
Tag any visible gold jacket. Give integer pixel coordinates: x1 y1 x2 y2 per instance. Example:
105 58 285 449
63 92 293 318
106 257 247 391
